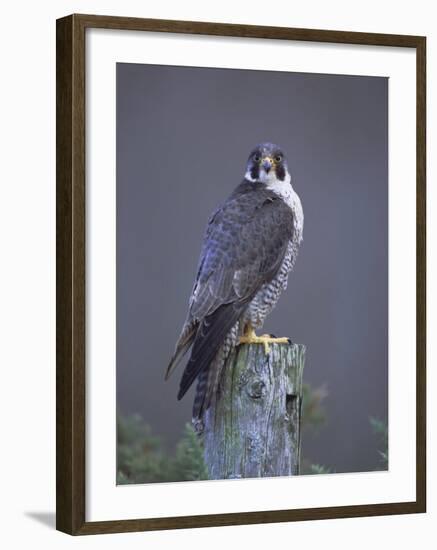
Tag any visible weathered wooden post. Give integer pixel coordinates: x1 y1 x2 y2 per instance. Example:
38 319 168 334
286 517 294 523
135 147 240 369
202 342 305 480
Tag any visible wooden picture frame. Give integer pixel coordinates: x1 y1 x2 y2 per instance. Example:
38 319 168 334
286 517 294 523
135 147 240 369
56 13 426 535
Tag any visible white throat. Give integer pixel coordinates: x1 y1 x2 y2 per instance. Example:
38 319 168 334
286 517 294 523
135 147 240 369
265 172 293 206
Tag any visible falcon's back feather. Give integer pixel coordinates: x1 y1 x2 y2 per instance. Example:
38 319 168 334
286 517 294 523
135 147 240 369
167 180 295 406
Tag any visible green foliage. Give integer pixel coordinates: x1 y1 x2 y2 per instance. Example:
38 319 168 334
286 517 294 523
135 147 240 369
173 423 209 481
117 412 208 484
300 382 331 475
308 463 333 475
369 416 388 469
301 383 327 432
300 386 389 475
117 413 170 484
301 416 389 476
116 398 388 483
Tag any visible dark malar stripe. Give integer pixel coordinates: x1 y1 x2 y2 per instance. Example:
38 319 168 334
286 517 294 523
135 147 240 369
249 164 260 181
276 164 286 181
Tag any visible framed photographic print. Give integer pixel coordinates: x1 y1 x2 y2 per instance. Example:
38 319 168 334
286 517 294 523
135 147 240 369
56 14 426 535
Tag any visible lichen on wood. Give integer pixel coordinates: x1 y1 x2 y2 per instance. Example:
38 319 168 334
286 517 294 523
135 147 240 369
202 342 305 480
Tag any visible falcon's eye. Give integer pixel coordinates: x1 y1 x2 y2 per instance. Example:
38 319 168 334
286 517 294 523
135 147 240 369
253 154 261 162
274 154 283 162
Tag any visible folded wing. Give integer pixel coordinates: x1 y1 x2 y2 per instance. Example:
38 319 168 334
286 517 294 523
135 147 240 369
166 183 295 400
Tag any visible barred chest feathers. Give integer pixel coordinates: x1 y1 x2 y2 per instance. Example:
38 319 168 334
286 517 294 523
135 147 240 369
247 174 303 329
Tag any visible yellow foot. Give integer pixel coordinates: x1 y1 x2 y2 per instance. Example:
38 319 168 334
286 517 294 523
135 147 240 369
239 328 290 354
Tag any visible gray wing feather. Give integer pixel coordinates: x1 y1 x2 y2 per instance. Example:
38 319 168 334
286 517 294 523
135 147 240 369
166 182 294 387
190 188 293 321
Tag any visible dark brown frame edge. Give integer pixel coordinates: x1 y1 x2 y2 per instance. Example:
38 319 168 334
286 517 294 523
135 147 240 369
56 13 426 536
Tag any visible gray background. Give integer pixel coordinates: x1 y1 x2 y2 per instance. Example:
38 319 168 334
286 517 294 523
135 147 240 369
116 63 388 474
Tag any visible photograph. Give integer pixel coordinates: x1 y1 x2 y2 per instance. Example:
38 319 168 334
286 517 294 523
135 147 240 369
1 0 430 545
115 62 389 485
54 10 426 537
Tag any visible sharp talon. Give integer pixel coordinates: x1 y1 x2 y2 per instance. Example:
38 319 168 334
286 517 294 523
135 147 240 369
287 338 293 345
239 325 290 354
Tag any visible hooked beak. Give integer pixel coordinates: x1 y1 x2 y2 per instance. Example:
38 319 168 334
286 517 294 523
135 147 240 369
262 157 273 173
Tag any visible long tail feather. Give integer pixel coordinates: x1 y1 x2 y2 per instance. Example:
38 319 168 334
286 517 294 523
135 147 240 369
177 303 245 401
165 321 196 380
192 366 210 419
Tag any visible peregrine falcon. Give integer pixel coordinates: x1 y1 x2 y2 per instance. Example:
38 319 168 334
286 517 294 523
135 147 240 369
165 142 304 426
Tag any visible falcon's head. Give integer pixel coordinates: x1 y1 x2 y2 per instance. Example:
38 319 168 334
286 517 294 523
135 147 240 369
245 142 290 185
